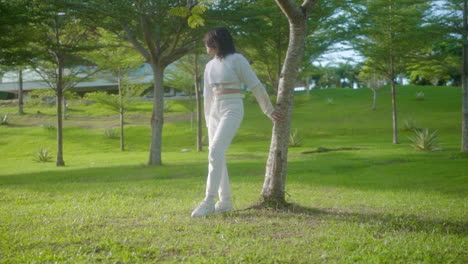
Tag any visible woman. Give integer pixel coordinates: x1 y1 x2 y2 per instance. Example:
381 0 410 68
191 27 281 217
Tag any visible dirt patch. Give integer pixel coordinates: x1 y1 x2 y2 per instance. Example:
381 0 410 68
3 112 192 129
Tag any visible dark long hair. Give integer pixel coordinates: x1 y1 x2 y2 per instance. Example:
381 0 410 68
204 27 236 58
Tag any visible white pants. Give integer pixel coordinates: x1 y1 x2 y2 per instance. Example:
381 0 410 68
205 97 244 202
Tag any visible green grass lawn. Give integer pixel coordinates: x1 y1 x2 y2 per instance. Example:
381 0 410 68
0 85 466 263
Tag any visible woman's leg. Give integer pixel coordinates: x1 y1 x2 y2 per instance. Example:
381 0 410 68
218 165 231 202
206 99 243 199
193 99 243 217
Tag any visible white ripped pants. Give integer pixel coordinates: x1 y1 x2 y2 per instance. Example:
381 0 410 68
205 96 244 202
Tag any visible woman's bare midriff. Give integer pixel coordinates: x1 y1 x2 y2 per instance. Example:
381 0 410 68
214 89 242 95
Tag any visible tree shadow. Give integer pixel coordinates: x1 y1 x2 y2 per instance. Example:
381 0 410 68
231 203 467 236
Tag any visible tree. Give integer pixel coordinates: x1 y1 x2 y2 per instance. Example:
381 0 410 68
353 0 430 144
85 28 144 151
165 52 209 151
31 1 97 166
462 0 468 152
0 0 39 114
358 62 386 110
81 0 211 165
298 0 357 93
405 1 464 86
227 0 352 94
259 0 318 207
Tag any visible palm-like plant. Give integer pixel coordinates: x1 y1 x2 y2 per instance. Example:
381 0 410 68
289 128 303 147
402 119 421 132
407 129 440 151
34 147 53 162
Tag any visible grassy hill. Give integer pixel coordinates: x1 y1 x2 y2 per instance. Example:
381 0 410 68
0 85 466 263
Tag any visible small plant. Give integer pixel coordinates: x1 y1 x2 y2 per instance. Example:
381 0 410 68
164 101 172 113
415 91 425 101
326 98 334 105
289 128 303 147
104 128 118 139
407 128 440 151
402 119 421 132
34 147 53 162
42 124 56 131
0 113 8 125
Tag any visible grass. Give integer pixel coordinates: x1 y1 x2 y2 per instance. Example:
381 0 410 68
0 85 467 263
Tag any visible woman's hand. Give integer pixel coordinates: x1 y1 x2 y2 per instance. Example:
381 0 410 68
269 110 283 123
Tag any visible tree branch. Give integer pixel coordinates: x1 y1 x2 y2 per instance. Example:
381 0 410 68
63 67 100 91
122 24 150 62
168 18 188 57
274 0 302 22
33 67 56 90
140 14 159 60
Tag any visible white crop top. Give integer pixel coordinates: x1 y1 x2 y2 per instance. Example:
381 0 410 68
203 53 274 123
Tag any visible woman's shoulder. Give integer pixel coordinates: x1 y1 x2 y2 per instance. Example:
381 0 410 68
227 53 249 65
205 58 216 68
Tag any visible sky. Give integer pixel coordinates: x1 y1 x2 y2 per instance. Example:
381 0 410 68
315 43 364 66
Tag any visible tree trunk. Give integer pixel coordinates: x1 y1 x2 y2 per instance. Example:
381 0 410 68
260 21 308 206
390 77 398 144
194 53 202 152
305 75 310 96
18 69 24 115
56 64 65 166
462 0 468 152
275 28 283 94
147 63 165 165
372 87 377 110
118 72 125 151
63 97 67 120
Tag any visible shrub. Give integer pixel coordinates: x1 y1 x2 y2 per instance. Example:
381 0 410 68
407 128 440 151
104 128 118 139
402 119 421 132
42 124 56 131
34 147 53 162
164 101 172 113
415 91 425 101
289 128 303 147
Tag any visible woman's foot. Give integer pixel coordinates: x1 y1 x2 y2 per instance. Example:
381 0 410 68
191 200 215 217
215 200 233 214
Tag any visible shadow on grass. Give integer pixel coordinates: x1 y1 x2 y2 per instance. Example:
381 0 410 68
233 203 467 236
2 154 466 196
0 163 206 187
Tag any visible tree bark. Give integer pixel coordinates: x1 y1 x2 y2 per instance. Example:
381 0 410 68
260 0 316 206
63 97 67 120
194 53 202 152
462 0 468 152
305 75 310 96
372 87 377 110
56 62 65 166
390 76 398 144
118 71 125 151
18 69 24 114
147 63 165 165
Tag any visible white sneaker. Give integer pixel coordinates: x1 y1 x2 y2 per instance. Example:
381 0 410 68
191 200 215 217
215 200 233 214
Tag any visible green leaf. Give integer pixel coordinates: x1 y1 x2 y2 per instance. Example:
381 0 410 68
169 7 190 17
188 14 204 28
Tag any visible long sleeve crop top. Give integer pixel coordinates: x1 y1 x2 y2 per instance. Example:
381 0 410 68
203 53 274 124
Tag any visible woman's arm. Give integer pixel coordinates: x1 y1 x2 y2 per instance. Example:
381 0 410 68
203 66 213 127
235 54 275 117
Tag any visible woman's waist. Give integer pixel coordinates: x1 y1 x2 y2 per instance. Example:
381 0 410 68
214 88 242 96
211 83 241 91
213 93 245 100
